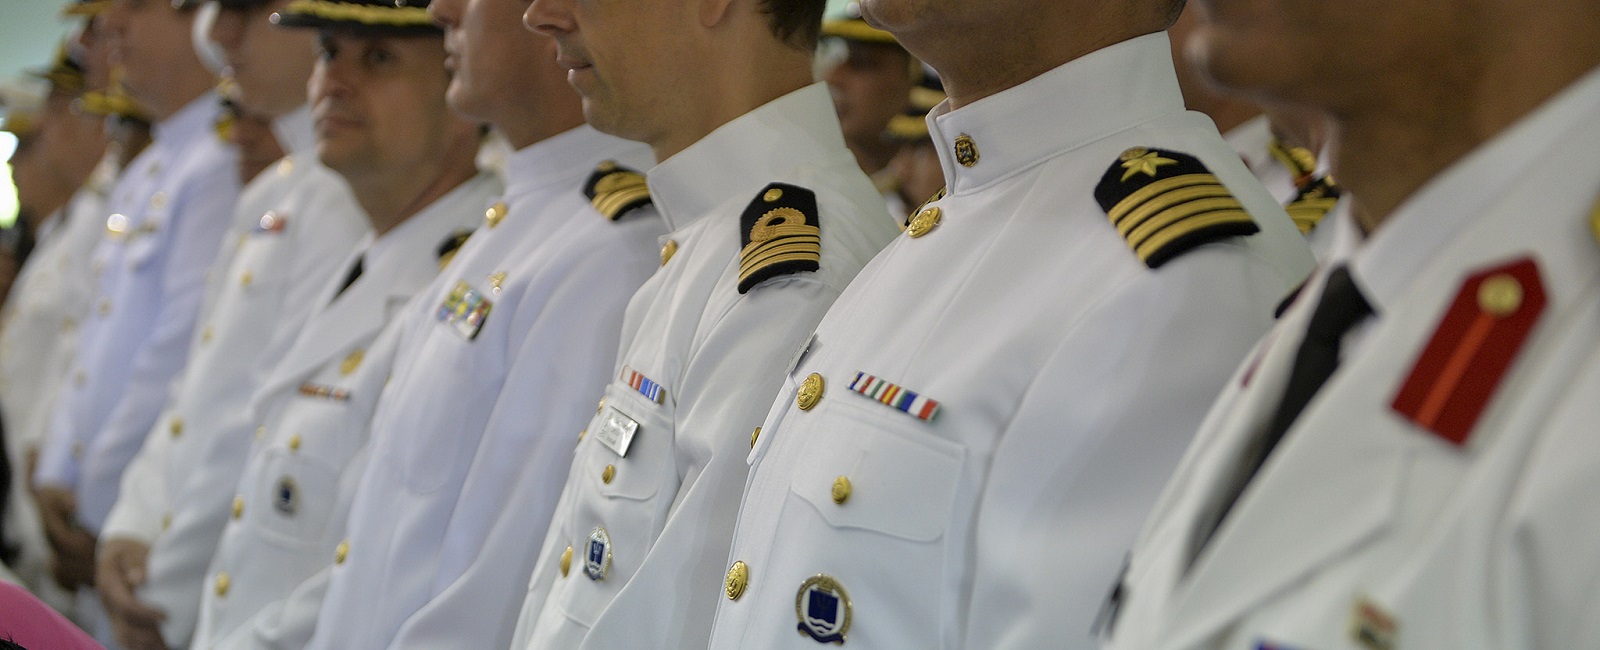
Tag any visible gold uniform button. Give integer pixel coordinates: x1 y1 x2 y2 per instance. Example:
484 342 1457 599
169 418 184 438
602 464 616 484
485 201 509 228
341 348 365 376
240 271 253 287
335 540 349 565
231 495 244 520
906 207 942 238
725 561 749 601
162 513 172 531
288 434 302 451
201 325 214 343
660 239 679 266
764 188 784 202
832 476 852 504
560 545 573 577
750 427 761 448
797 373 825 411
255 425 267 441
214 572 231 597
277 158 295 177
1479 273 1523 317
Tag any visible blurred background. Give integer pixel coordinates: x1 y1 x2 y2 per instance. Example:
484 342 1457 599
0 2 77 227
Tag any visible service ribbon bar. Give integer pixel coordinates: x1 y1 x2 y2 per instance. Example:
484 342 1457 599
847 371 940 422
622 366 665 404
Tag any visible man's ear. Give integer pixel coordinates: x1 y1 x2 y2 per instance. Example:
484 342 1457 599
699 0 736 29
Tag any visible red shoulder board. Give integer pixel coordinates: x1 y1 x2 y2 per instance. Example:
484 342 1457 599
1391 257 1545 445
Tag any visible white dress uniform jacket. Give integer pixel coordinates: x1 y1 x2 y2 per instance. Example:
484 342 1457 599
0 155 116 600
509 83 901 650
704 34 1313 650
100 106 369 647
34 91 241 534
1102 65 1600 650
300 126 662 650
198 171 497 650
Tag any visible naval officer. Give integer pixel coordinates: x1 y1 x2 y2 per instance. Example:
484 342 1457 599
704 0 1315 648
265 0 663 646
192 1 500 648
1101 0 1600 648
93 0 369 646
509 0 901 645
32 0 241 639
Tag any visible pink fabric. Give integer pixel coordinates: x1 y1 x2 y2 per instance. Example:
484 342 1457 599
0 582 102 649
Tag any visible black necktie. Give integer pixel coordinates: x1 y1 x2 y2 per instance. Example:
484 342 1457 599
1190 265 1373 567
333 254 364 300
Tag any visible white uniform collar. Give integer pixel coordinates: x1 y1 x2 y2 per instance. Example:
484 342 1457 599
647 83 846 231
926 32 1185 195
503 124 639 199
1223 114 1274 174
152 90 225 152
272 104 317 158
1346 63 1600 315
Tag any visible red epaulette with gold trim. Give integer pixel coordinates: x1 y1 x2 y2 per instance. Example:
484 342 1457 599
1391 257 1545 445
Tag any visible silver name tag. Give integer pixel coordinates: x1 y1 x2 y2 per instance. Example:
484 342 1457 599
593 406 639 458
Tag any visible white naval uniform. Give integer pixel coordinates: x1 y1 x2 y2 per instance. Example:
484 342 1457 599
298 128 661 650
0 154 116 603
704 34 1314 650
1102 66 1600 650
199 171 497 650
33 92 242 536
99 105 368 647
508 83 901 650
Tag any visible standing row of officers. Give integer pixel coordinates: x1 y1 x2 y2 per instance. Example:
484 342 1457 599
0 0 1595 647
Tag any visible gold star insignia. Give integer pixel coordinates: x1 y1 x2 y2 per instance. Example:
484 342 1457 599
1120 151 1178 182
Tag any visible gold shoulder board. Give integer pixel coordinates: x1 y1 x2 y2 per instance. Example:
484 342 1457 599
1093 147 1259 268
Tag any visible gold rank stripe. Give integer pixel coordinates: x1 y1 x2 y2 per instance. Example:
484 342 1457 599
1109 175 1231 230
740 250 823 287
283 0 434 26
738 237 822 275
1287 197 1340 234
1125 196 1246 248
1134 210 1255 263
592 186 652 220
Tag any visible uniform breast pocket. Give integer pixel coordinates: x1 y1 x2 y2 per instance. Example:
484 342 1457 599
588 385 668 503
123 221 166 272
772 399 965 646
246 447 342 548
789 400 965 542
395 329 498 493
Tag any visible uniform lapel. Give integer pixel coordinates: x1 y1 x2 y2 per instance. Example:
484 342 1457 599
256 265 397 401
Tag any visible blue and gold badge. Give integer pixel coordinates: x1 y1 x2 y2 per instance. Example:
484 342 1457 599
796 574 851 644
434 280 493 341
584 527 612 580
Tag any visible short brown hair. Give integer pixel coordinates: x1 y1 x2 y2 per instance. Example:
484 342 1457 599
761 0 826 49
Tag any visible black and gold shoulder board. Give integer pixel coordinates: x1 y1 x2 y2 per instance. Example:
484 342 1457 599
1094 147 1259 269
436 228 474 269
1284 175 1341 235
584 160 653 221
738 182 821 294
